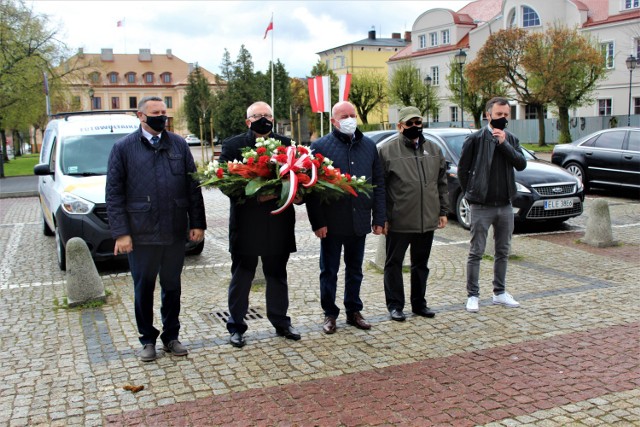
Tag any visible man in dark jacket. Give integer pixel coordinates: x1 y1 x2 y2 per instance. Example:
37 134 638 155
458 97 526 313
378 106 449 322
219 101 300 348
306 101 386 334
106 96 206 362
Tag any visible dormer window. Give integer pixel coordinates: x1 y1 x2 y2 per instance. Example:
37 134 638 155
161 72 172 83
89 72 100 83
624 0 639 10
143 72 154 83
126 72 136 83
108 72 118 84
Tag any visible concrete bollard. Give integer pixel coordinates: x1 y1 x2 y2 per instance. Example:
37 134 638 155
65 237 106 307
581 199 616 247
371 233 387 270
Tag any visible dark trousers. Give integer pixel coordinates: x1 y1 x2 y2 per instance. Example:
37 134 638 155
226 253 291 334
128 240 185 346
319 234 366 318
383 230 435 312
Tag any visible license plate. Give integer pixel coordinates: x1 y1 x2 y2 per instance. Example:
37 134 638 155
544 199 573 210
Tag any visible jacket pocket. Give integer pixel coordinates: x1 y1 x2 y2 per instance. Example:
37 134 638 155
126 198 155 235
168 153 185 175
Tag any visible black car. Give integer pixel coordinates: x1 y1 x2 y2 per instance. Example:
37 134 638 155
551 127 640 192
375 128 585 229
363 130 396 144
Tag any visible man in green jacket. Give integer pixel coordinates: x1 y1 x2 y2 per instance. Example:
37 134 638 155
377 106 449 321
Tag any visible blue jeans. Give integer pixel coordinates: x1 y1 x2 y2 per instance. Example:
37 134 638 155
466 204 514 297
319 234 366 318
128 240 185 346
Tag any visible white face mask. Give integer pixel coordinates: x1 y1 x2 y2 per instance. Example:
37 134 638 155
337 117 357 135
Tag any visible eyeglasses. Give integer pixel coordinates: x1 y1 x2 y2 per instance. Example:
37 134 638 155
405 119 422 127
248 113 273 120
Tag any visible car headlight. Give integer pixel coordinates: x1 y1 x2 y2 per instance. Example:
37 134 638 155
60 192 95 215
515 182 531 193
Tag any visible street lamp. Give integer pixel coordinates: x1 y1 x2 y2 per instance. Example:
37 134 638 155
88 88 94 111
424 75 432 128
625 54 637 127
454 49 467 128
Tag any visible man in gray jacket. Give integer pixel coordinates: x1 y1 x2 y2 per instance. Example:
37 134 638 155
378 106 449 321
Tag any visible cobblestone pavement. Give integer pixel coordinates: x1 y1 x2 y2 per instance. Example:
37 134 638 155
0 190 638 426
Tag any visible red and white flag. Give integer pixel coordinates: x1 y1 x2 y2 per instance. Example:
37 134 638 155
308 76 330 113
339 74 352 102
263 17 273 39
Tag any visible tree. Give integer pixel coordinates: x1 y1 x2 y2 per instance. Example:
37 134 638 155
524 26 607 143
349 71 387 124
455 60 508 129
389 63 423 108
290 77 310 143
468 28 549 145
264 59 292 126
183 65 215 142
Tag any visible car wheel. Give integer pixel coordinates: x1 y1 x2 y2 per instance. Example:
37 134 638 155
43 214 54 236
565 162 587 187
55 227 67 271
186 239 205 256
456 192 471 230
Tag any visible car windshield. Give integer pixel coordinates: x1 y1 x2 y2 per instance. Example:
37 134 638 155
60 133 128 175
438 133 535 161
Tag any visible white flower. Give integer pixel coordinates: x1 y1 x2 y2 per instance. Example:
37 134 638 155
327 165 334 170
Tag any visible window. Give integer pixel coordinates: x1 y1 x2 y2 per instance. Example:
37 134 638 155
441 30 450 45
522 6 540 27
71 96 81 111
89 72 100 83
628 130 640 152
126 72 136 83
624 0 639 9
433 110 439 123
507 8 516 28
111 97 120 109
636 38 640 60
601 42 614 69
635 97 640 115
419 35 426 49
598 99 612 116
431 66 439 85
92 97 102 110
164 96 173 108
525 105 547 119
108 72 118 84
161 73 172 83
594 131 624 150
144 72 154 83
429 32 438 47
129 96 137 109
450 106 458 122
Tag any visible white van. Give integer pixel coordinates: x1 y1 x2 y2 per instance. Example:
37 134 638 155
34 112 204 270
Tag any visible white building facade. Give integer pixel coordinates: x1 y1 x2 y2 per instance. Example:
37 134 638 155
387 0 640 127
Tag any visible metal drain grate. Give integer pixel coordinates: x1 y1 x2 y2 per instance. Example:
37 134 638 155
206 307 264 325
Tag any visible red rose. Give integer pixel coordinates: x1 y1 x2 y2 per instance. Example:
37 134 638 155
297 146 309 155
247 157 255 165
345 173 352 182
256 147 267 155
216 168 224 179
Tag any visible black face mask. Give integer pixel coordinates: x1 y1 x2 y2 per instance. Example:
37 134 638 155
490 116 508 130
250 117 273 135
144 114 167 132
402 126 422 140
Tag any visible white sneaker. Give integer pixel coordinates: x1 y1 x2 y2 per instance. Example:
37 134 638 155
466 296 479 312
493 292 520 308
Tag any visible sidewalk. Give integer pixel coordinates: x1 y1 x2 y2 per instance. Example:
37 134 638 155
0 191 638 426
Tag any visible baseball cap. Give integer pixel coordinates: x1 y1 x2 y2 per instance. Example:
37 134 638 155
398 106 422 123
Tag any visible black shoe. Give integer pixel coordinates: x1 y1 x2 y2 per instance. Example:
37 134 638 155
230 332 245 348
275 325 301 341
390 309 406 322
412 307 436 318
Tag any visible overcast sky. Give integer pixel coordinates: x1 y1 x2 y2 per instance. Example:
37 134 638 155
30 0 473 78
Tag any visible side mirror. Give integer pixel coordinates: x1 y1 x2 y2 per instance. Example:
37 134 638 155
34 163 53 176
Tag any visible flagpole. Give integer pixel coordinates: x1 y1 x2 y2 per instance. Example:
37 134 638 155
270 12 274 119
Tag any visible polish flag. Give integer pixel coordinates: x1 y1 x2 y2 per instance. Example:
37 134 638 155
339 74 352 102
308 76 330 113
263 18 273 39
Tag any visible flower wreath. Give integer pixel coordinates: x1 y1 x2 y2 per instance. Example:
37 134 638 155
195 137 374 215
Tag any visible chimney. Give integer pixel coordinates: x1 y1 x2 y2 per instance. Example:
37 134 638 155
138 48 152 62
188 63 195 74
368 29 376 40
391 32 401 39
78 47 84 58
101 48 113 61
404 31 412 42
166 49 173 59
